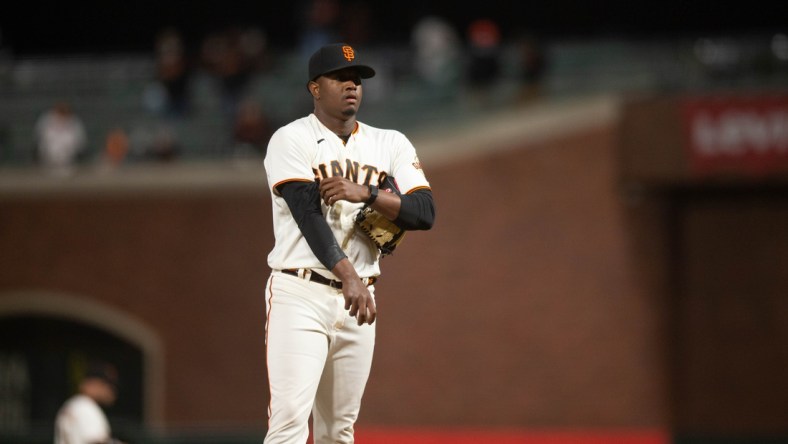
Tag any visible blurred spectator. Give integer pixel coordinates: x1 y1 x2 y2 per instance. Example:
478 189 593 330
201 27 256 124
339 0 373 46
54 360 125 444
232 98 273 158
33 101 87 176
773 33 788 64
514 32 547 103
238 26 271 75
411 15 462 97
146 125 180 162
148 27 192 118
100 126 130 170
692 37 743 84
465 18 503 105
129 123 180 163
298 0 341 57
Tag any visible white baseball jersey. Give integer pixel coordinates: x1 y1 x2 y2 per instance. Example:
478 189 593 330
54 394 111 444
264 113 430 278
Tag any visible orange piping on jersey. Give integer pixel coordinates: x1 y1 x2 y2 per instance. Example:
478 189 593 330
271 178 314 195
341 123 360 146
404 185 432 194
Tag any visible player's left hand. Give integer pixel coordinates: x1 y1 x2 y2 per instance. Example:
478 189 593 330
319 176 369 206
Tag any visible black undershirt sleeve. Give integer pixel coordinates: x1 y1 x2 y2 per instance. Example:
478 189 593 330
394 189 435 231
278 181 347 270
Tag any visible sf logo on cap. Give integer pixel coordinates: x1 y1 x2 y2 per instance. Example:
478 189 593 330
342 45 355 61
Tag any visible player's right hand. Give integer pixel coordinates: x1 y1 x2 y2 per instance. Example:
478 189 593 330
343 279 377 325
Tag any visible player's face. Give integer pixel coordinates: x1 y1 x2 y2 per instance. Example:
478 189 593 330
315 68 364 118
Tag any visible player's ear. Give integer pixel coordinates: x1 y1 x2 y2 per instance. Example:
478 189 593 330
308 81 320 99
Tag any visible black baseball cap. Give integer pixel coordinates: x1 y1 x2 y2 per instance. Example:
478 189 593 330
308 43 376 82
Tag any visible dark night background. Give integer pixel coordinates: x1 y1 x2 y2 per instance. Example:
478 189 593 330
1 0 786 56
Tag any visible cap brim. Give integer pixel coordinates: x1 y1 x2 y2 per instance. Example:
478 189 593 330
356 65 376 79
312 65 376 81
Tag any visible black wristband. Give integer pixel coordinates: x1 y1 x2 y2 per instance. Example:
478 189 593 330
365 185 378 205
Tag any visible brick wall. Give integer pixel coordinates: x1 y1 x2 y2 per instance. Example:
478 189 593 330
0 120 671 432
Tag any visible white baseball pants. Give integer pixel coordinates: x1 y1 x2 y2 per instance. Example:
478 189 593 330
264 272 376 444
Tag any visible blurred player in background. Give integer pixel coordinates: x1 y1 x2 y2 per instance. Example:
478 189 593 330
54 360 125 444
33 100 87 176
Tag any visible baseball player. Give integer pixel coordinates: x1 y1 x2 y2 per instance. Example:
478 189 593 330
263 43 435 444
54 360 125 444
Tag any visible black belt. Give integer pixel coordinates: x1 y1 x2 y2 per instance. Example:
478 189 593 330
281 269 377 289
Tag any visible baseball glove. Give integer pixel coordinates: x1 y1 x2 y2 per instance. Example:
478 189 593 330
355 176 405 256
